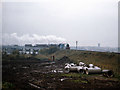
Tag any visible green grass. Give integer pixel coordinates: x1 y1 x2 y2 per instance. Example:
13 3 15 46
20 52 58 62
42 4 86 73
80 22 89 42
2 82 15 89
53 50 120 75
114 74 120 81
61 73 89 84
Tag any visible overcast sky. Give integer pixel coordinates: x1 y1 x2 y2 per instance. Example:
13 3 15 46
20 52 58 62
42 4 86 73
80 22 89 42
2 0 119 47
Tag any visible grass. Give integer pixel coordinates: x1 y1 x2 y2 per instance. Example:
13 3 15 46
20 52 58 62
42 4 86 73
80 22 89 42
60 73 89 84
33 49 120 75
2 82 15 89
2 49 120 75
114 74 120 81
52 50 120 75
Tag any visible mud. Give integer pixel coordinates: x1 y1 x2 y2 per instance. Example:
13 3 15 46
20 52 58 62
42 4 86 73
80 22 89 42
2 57 120 89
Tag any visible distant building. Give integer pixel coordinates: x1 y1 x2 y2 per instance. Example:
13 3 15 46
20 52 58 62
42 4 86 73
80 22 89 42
35 44 48 47
58 43 65 49
2 45 24 54
34 44 48 49
2 43 65 55
25 44 32 47
49 44 58 47
24 44 49 54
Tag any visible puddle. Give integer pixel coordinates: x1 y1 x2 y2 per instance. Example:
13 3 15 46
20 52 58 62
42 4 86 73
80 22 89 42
22 67 29 69
45 66 51 68
60 78 66 81
41 62 55 66
50 62 55 64
58 70 63 73
60 78 72 82
29 83 41 89
51 70 57 73
51 69 64 73
32 70 41 73
13 67 16 70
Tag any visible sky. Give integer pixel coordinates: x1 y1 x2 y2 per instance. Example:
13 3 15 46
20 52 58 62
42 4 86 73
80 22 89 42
2 0 119 47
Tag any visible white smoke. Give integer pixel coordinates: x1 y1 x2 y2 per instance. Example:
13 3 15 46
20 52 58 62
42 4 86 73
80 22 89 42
2 33 66 45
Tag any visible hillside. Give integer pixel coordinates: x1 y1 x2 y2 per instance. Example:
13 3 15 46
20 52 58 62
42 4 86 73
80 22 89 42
2 49 120 89
2 49 120 75
50 50 120 75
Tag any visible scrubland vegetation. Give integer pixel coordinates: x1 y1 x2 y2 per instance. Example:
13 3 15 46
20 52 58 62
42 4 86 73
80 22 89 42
53 50 120 75
2 48 120 89
2 47 120 74
2 48 120 75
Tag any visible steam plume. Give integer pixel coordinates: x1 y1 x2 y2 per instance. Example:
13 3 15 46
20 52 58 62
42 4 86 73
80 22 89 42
2 33 66 45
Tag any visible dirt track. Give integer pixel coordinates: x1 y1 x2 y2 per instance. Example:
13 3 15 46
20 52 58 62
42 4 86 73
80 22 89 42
2 57 120 89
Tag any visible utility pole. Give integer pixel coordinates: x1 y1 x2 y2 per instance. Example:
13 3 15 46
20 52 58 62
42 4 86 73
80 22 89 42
76 41 78 50
98 43 100 47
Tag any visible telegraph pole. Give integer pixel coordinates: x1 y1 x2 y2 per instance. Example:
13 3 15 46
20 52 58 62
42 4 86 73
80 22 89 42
76 41 78 50
98 43 100 47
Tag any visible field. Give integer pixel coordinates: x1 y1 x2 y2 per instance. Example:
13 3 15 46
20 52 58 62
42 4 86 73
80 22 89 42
2 49 120 89
53 50 120 75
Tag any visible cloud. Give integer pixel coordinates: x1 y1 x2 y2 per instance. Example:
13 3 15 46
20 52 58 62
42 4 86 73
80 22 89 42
2 33 66 45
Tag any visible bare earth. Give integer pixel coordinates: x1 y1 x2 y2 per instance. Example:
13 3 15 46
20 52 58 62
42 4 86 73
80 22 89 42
2 57 120 90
